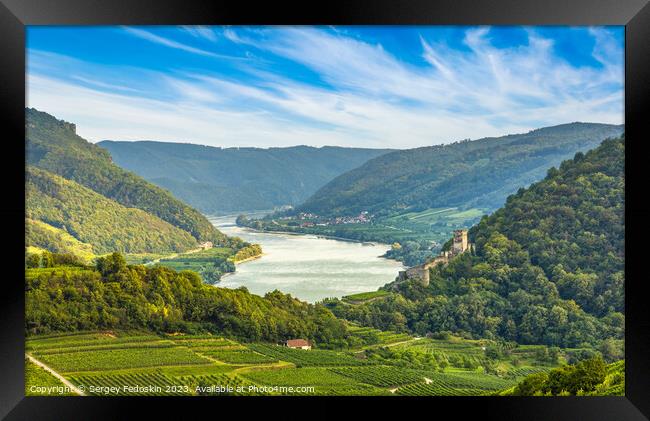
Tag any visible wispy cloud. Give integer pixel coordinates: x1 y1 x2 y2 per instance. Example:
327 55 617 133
181 26 217 42
27 26 623 148
122 27 246 60
123 27 218 57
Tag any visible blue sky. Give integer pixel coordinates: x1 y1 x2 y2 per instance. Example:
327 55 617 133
27 26 624 148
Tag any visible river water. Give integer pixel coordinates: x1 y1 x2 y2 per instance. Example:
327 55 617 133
209 215 404 303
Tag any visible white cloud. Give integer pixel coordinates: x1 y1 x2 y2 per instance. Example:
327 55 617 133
181 26 217 42
27 27 623 149
123 27 218 57
122 27 247 61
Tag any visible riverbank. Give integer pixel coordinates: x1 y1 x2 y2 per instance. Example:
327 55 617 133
233 253 264 264
211 214 404 303
237 224 380 247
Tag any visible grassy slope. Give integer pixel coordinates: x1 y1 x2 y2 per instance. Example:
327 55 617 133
26 167 198 254
26 218 96 262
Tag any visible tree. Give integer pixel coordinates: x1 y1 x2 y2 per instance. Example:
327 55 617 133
598 338 624 362
570 356 607 394
26 253 41 268
514 372 549 396
96 252 127 276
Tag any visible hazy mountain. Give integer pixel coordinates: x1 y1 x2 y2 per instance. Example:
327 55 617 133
298 123 624 218
98 141 392 213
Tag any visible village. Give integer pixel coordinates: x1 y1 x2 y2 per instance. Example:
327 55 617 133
279 211 373 228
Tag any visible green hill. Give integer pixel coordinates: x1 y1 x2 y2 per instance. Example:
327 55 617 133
325 136 625 349
26 108 226 244
98 140 392 213
25 253 353 347
26 167 198 254
25 218 95 262
299 123 624 217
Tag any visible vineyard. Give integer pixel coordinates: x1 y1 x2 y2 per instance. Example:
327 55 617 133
25 359 76 396
329 366 426 387
25 330 568 396
239 367 388 396
347 325 413 346
246 344 368 367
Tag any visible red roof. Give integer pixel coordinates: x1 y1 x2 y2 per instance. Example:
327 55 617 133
286 339 310 347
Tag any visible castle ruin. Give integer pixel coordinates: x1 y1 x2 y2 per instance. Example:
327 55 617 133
396 229 471 287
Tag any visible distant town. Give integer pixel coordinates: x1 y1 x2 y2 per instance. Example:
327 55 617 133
279 211 373 228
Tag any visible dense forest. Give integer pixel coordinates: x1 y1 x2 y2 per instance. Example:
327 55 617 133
299 123 624 218
25 252 357 348
324 137 625 350
26 167 198 254
99 140 391 213
26 108 227 244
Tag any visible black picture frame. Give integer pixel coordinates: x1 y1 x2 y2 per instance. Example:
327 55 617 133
1 0 648 419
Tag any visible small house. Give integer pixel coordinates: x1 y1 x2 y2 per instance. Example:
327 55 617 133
285 339 311 350
199 241 213 250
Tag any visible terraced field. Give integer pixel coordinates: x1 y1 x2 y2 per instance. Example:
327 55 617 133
239 367 389 396
25 330 550 396
394 371 513 396
246 344 368 367
347 325 414 346
329 366 426 387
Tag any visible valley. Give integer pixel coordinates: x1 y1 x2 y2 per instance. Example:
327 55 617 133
24 109 625 397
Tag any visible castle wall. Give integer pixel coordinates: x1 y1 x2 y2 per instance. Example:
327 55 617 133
396 229 470 288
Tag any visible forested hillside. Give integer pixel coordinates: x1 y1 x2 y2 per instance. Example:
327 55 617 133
325 136 625 350
26 167 198 254
299 123 624 217
26 108 226 244
25 252 354 347
99 141 392 213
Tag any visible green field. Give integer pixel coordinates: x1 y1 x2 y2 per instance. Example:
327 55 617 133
342 290 392 303
380 206 487 242
153 247 236 283
25 330 565 396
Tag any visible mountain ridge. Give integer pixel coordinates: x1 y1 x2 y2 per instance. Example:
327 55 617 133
98 140 393 213
299 122 624 217
326 135 625 348
25 108 228 245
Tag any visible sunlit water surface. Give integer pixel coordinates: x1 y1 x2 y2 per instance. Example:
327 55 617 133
210 215 404 303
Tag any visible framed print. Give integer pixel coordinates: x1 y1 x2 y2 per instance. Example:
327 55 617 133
1 0 649 419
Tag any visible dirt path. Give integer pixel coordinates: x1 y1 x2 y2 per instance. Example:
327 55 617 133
26 353 85 396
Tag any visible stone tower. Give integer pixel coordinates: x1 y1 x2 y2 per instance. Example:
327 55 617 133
452 229 469 255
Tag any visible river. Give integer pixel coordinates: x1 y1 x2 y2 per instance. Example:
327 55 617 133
209 215 404 303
